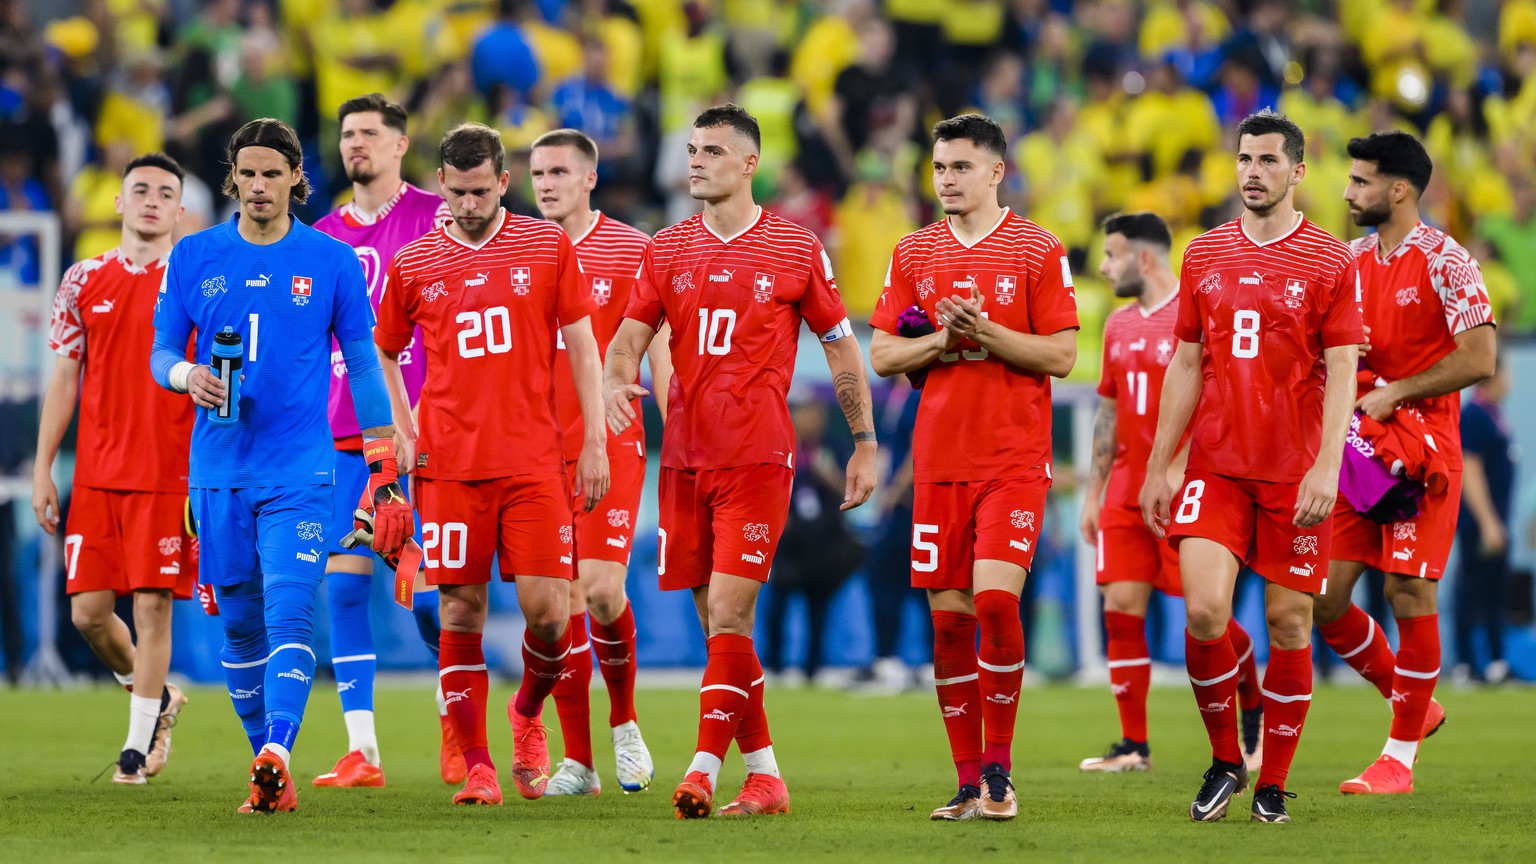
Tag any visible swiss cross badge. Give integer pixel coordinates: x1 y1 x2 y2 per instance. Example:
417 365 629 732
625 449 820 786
1284 278 1305 309
592 277 613 305
510 267 532 296
752 272 776 303
291 275 312 306
995 273 1016 305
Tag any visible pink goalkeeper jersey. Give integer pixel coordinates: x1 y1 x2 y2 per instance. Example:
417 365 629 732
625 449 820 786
315 182 452 447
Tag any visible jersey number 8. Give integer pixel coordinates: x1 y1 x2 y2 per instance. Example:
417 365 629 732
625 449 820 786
1232 310 1260 359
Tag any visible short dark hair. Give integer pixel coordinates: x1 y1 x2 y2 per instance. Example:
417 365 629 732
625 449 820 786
532 128 599 163
124 152 185 184
693 103 761 151
1346 131 1433 195
1235 109 1305 164
1102 211 1172 250
223 118 310 203
338 92 408 134
932 113 1008 160
440 122 505 175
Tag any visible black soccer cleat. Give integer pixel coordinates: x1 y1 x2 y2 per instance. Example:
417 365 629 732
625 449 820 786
1241 707 1263 757
1250 783 1296 823
1189 758 1247 822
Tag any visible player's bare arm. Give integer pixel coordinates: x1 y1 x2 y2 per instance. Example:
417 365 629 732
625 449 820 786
562 315 612 511
377 346 418 473
937 288 1077 378
821 334 878 510
1079 396 1117 545
868 325 961 377
645 322 674 419
1356 323 1496 421
603 317 658 434
1294 342 1358 528
31 354 82 533
1140 339 1202 537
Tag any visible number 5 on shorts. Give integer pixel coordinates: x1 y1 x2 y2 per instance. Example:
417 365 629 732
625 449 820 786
913 524 939 572
1175 479 1205 524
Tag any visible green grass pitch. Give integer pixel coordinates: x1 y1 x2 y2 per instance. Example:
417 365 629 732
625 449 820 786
3 682 1532 862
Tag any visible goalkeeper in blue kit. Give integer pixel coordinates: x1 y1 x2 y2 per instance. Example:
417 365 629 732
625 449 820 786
151 119 414 813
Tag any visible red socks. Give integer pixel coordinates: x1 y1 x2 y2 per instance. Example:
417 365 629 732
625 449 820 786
696 633 756 760
513 623 573 719
1388 614 1440 743
976 590 1025 770
1258 646 1313 790
590 605 639 727
1104 611 1151 742
1318 604 1395 698
1185 630 1242 765
552 613 594 768
439 628 492 771
1226 619 1262 712
932 610 983 787
734 653 772 753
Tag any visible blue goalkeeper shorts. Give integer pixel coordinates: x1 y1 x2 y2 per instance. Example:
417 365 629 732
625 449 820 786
192 485 332 586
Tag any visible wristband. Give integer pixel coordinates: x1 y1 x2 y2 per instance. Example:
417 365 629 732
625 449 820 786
853 431 877 444
169 362 195 393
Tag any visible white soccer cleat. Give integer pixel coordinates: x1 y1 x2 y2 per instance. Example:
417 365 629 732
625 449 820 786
612 721 655 792
544 758 601 796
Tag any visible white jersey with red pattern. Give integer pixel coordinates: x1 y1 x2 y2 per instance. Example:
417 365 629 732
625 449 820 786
1349 222 1495 470
554 211 650 462
1098 289 1180 511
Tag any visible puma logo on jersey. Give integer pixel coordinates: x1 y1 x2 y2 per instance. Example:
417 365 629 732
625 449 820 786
91 299 115 313
953 274 977 291
741 550 766 565
1238 271 1262 286
1289 562 1316 579
606 536 628 548
245 273 272 288
1129 338 1146 351
1392 548 1415 561
708 268 734 283
464 272 489 287
1396 286 1421 306
295 549 320 563
1009 538 1031 553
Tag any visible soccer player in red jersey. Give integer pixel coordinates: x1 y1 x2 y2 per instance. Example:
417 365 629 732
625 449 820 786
376 123 611 806
530 128 672 796
32 153 196 785
869 114 1079 822
1140 111 1362 824
1321 132 1496 794
602 104 877 819
1078 212 1265 775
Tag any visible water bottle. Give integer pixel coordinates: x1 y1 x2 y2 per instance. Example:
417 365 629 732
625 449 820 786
209 327 243 426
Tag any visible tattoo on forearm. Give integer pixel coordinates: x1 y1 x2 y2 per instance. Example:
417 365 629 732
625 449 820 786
833 370 867 431
1089 402 1116 487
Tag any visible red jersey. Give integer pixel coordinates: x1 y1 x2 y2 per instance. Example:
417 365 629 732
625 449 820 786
625 208 848 470
1098 289 1180 510
1349 222 1494 470
554 212 650 462
870 210 1080 483
1175 216 1362 483
377 210 594 480
49 249 193 492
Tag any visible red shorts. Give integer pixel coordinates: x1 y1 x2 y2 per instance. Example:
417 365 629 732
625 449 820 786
1331 470 1462 580
415 473 573 584
1166 470 1332 594
910 473 1050 591
657 463 793 591
1097 504 1181 596
567 444 646 566
64 486 197 599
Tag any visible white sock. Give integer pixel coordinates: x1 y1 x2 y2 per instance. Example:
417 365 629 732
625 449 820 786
344 709 380 765
123 694 160 754
114 671 135 689
742 745 780 778
435 684 448 717
261 742 292 768
1382 737 1418 766
686 752 724 789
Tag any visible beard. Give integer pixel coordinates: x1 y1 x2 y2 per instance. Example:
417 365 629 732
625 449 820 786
1241 186 1288 216
345 161 377 185
1112 272 1144 299
1351 201 1391 227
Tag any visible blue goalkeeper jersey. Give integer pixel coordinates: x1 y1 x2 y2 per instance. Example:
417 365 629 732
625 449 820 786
155 214 375 489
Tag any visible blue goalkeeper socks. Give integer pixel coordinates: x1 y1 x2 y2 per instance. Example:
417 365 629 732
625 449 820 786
327 570 376 712
262 573 320 758
216 581 269 755
412 586 442 658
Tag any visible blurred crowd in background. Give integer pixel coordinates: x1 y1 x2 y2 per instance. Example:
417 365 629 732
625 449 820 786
2 0 1534 686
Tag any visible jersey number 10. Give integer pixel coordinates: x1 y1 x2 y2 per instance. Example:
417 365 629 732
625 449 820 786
697 308 736 355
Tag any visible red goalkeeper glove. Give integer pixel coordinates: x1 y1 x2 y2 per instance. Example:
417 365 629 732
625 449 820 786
356 439 412 556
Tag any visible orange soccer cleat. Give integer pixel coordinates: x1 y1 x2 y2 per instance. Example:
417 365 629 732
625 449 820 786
1421 698 1447 740
312 750 385 788
718 773 790 817
243 751 297 813
508 700 551 800
1340 755 1414 795
672 771 715 820
453 763 504 805
440 715 467 785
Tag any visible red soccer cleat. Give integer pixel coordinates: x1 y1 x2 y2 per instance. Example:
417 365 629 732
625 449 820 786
453 763 504 805
717 772 790 817
243 751 297 813
1340 755 1414 795
1421 698 1446 740
312 750 385 788
508 699 551 800
672 770 714 820
440 715 467 785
